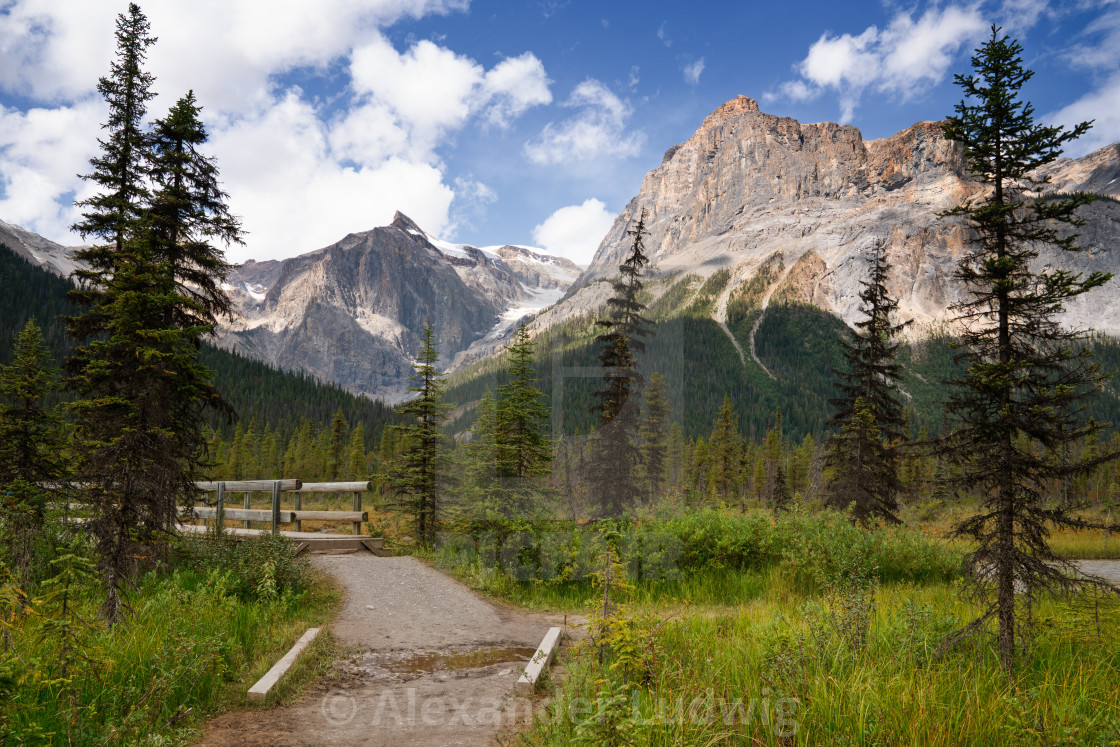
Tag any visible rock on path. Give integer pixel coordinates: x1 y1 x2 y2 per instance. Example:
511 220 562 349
198 555 564 747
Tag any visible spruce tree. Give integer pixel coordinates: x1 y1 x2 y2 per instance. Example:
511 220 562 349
327 407 347 479
938 26 1117 671
588 209 653 517
764 408 790 510
0 321 67 588
70 2 155 259
65 4 240 621
494 322 552 512
638 372 670 503
825 241 910 525
390 323 451 546
708 395 742 504
146 90 240 331
0 320 66 489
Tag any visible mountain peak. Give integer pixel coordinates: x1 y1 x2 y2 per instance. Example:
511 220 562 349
390 211 424 234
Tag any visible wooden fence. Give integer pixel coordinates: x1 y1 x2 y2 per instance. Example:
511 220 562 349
189 479 373 536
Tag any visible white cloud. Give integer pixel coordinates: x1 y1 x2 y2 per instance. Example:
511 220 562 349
0 0 470 111
774 5 987 122
479 53 553 127
208 91 454 262
0 1 554 261
524 80 644 165
1047 70 1120 156
1064 3 1120 70
657 22 671 48
0 101 105 241
531 198 614 265
683 58 705 86
1045 3 1120 156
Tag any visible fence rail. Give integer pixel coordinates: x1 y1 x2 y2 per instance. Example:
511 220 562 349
191 480 373 536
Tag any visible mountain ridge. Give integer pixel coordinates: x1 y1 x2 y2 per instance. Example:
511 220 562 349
544 95 1120 340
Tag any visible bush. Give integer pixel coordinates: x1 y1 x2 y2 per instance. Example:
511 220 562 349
664 509 776 573
773 510 961 586
173 529 310 601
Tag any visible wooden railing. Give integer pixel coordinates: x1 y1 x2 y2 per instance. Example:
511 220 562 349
189 480 373 536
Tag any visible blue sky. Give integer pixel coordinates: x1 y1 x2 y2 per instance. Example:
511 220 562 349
0 0 1116 264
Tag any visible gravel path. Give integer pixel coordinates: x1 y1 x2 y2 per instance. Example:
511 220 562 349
1076 560 1120 584
198 554 566 747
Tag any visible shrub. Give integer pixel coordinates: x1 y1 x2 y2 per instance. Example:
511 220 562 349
173 529 310 601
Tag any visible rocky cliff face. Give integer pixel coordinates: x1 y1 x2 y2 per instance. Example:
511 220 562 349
0 218 83 277
0 210 582 403
550 95 1120 338
218 212 582 402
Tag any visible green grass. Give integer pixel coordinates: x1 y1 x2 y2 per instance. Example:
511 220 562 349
432 509 1120 745
523 576 1120 746
0 544 340 745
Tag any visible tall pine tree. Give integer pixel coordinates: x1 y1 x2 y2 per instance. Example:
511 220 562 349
494 323 552 515
588 209 653 517
390 323 451 546
938 26 1118 671
638 372 670 503
825 241 910 525
0 320 66 489
65 5 240 621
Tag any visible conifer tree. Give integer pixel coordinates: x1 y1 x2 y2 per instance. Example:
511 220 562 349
588 209 653 517
938 26 1117 671
0 320 66 489
65 4 241 620
327 407 347 479
390 323 451 546
494 323 552 510
0 321 68 588
708 395 742 504
146 90 240 331
638 372 670 503
346 423 367 481
825 241 910 525
70 3 154 259
764 408 790 509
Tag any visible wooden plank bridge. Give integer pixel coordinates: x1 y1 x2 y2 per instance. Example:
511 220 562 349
184 479 388 554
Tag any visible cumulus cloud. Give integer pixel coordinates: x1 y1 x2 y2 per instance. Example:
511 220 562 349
0 0 470 110
206 91 456 261
1045 2 1120 156
0 100 104 239
0 0 553 261
524 80 644 165
1047 71 1120 156
772 5 987 121
531 198 614 265
683 58 705 86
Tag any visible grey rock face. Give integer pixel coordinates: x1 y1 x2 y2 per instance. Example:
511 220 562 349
217 212 583 402
565 95 1120 336
0 218 84 278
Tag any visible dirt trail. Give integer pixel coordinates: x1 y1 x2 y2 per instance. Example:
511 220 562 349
198 555 566 747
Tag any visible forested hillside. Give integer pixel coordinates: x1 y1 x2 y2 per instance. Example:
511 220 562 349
0 242 401 454
445 271 1120 441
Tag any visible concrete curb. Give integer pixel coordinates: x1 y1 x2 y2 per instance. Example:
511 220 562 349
248 627 320 702
516 626 562 694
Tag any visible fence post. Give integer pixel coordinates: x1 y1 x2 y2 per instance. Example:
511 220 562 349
295 491 302 532
271 481 281 537
216 481 225 534
353 490 362 536
244 489 252 530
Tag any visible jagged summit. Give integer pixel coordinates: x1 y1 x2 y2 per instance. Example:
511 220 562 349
390 210 424 234
544 98 1120 340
